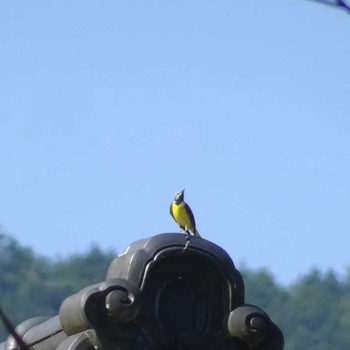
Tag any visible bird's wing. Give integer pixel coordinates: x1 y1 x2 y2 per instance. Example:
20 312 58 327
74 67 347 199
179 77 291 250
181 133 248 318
184 202 196 231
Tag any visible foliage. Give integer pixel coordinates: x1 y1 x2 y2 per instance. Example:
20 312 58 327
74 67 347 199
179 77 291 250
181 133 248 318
242 267 350 349
1 233 350 349
0 233 115 340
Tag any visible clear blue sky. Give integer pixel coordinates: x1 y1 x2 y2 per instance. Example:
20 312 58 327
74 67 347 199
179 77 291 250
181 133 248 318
1 1 349 285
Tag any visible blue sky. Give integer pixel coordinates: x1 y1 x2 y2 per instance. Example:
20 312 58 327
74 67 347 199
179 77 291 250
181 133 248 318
1 1 349 285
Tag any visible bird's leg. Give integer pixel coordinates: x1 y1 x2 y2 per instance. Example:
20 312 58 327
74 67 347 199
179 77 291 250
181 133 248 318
183 223 191 250
183 234 190 251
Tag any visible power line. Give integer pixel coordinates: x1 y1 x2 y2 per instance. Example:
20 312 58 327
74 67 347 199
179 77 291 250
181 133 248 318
305 0 350 14
0 306 29 350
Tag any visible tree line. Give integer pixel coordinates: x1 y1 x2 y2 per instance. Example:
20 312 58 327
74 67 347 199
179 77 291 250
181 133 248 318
1 233 349 349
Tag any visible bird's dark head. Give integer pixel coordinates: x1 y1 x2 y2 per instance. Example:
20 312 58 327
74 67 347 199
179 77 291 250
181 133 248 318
174 189 185 203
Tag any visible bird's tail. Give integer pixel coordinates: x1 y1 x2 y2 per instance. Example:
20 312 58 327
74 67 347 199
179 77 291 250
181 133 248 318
194 228 201 237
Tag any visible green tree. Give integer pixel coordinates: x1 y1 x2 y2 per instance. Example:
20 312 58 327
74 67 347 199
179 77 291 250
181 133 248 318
0 233 116 341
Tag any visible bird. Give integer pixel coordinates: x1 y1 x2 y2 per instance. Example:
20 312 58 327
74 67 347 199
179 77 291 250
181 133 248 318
169 189 201 237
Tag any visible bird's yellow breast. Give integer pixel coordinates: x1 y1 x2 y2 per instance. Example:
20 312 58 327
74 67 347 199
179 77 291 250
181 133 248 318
171 202 195 232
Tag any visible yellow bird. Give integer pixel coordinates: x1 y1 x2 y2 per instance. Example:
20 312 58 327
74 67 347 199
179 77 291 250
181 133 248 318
170 189 201 237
